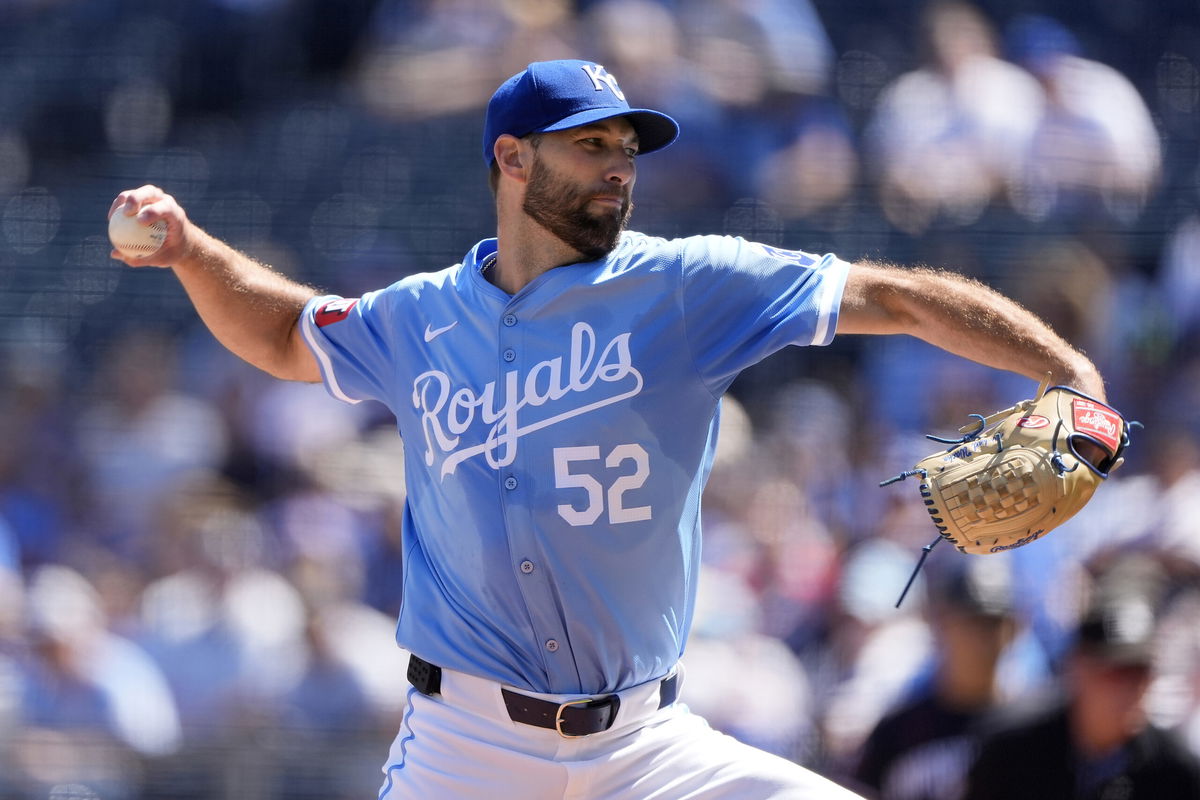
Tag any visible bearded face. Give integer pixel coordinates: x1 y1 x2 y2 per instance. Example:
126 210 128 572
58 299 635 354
522 152 633 261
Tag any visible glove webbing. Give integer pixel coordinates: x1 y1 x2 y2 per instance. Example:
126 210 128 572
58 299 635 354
945 469 1040 525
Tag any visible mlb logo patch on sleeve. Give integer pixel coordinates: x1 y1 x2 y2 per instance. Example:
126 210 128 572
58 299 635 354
315 298 359 327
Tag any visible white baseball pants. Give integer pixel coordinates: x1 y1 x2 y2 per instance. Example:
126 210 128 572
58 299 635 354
377 663 864 799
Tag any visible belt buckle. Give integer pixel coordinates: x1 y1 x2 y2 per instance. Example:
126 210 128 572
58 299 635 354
554 697 593 738
555 696 618 739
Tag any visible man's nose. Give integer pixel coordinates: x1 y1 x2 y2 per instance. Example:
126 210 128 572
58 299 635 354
606 154 634 185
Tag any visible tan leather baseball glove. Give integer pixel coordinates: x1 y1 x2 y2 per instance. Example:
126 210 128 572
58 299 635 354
883 377 1135 555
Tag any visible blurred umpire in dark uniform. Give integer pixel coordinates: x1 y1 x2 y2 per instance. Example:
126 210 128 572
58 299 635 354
853 558 1017 800
963 558 1200 800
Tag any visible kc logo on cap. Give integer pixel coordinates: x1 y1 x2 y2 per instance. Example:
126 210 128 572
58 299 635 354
581 63 626 101
482 59 680 165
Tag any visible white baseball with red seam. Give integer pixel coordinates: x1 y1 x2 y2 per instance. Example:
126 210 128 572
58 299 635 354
108 207 167 257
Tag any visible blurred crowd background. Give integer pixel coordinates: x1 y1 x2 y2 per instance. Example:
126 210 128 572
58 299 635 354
2 0 1200 798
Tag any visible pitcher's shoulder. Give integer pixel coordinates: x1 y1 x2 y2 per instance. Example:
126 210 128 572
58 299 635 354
615 230 724 263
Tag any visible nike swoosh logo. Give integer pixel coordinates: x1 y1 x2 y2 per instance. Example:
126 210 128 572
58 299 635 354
423 321 458 342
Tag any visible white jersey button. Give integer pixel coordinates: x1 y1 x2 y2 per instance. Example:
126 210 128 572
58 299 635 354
519 560 535 574
545 639 559 652
504 476 518 490
503 314 517 327
502 348 516 362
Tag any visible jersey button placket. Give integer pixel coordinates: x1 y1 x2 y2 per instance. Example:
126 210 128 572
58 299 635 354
496 306 566 672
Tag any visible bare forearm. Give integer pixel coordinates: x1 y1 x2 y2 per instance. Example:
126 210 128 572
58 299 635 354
109 185 321 382
839 263 1105 399
173 227 319 380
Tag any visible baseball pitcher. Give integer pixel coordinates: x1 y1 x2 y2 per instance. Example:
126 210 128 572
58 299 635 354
109 60 1109 799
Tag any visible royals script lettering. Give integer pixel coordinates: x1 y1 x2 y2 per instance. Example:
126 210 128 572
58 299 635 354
412 322 644 478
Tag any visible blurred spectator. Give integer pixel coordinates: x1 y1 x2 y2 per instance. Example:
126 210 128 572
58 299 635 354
735 474 841 641
12 565 180 798
754 105 858 223
356 0 577 121
20 572 105 727
272 487 369 604
21 566 181 754
133 472 264 738
815 538 934 770
75 329 230 561
852 557 1018 800
682 0 834 100
137 566 239 737
702 390 845 652
963 558 1200 800
1005 14 1161 225
667 0 856 216
865 0 1045 233
684 566 815 762
283 606 373 732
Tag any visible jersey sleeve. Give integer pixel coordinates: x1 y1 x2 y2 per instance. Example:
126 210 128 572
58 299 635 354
299 291 397 406
678 235 850 392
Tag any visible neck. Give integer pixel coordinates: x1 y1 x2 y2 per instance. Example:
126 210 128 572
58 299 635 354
490 207 589 295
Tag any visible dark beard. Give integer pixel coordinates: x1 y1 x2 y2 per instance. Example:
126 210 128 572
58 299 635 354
522 157 633 261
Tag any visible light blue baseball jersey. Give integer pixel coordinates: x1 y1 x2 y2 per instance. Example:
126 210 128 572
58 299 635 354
300 231 849 695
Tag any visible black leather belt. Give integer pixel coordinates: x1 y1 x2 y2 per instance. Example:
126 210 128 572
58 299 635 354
407 653 678 738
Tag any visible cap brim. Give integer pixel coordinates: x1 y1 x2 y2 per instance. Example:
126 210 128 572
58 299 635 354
1078 643 1155 667
538 107 680 156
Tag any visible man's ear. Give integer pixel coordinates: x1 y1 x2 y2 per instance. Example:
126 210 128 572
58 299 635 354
494 135 527 183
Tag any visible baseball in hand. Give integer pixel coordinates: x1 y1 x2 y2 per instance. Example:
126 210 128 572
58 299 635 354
108 208 167 257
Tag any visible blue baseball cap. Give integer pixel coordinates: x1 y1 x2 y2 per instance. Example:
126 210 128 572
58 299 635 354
482 59 680 165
